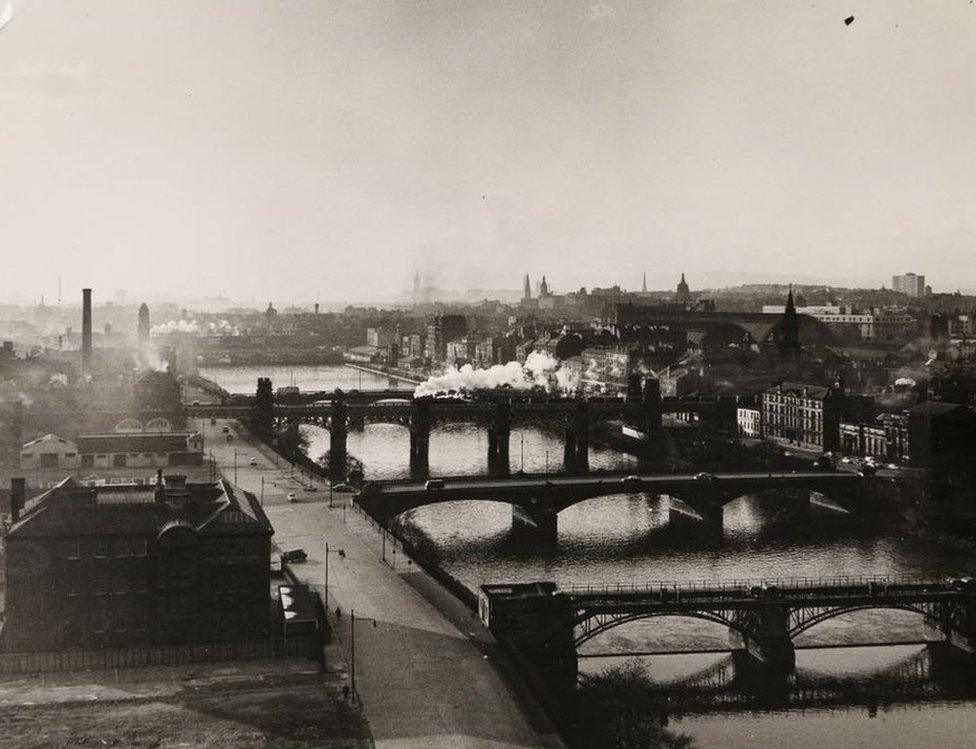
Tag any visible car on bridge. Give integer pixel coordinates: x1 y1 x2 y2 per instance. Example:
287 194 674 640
332 483 354 493
621 475 643 485
694 472 717 482
425 479 445 490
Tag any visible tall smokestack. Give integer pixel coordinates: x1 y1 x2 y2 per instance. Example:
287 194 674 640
82 288 92 376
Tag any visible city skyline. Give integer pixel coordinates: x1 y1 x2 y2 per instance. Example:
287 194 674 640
2 1 976 301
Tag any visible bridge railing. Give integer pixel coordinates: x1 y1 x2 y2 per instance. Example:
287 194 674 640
563 574 941 597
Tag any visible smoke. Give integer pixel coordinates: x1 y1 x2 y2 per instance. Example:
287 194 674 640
151 320 199 335
414 351 579 397
134 343 168 373
48 372 68 387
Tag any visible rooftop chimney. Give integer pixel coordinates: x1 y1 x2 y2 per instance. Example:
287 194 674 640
10 477 25 523
81 288 92 376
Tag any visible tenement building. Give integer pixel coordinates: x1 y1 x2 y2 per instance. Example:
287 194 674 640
2 474 272 653
761 382 844 452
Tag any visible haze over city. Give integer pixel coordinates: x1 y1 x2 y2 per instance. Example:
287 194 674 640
3 0 976 302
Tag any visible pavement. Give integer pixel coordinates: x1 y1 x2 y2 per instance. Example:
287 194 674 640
201 418 564 749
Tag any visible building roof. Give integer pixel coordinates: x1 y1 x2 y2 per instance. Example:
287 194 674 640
8 476 272 539
76 432 194 453
21 433 76 450
908 401 972 417
765 382 832 399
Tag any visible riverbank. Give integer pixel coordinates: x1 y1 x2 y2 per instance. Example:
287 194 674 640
205 417 563 748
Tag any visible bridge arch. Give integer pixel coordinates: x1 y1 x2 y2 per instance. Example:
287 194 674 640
790 602 940 638
574 609 748 648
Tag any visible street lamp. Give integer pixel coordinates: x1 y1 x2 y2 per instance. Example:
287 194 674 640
324 542 345 609
234 448 238 485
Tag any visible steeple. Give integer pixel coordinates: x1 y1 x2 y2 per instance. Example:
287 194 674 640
522 273 531 302
779 284 801 359
641 272 647 293
540 275 550 298
676 272 690 304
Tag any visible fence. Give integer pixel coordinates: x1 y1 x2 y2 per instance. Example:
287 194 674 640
0 636 313 675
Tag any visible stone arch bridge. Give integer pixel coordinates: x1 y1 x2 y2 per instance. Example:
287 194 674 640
355 470 872 540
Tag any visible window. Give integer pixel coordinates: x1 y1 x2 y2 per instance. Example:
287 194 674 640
94 538 110 559
66 537 81 560
66 564 81 597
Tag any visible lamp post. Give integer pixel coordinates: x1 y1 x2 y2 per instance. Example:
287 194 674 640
324 542 345 609
234 448 238 485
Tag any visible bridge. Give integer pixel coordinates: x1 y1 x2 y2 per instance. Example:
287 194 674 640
355 470 868 539
187 380 756 478
479 576 976 692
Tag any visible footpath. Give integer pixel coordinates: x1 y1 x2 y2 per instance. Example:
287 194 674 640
204 418 564 749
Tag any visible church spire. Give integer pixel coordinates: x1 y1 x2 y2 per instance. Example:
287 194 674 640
642 272 647 293
522 273 531 301
779 284 801 359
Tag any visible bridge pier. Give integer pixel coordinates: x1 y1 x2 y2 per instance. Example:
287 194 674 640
730 605 795 674
250 377 275 444
328 392 349 480
562 402 590 474
409 400 432 479
479 583 577 699
488 403 511 476
512 501 557 541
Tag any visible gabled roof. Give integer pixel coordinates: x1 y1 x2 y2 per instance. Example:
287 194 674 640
21 433 76 449
8 476 272 539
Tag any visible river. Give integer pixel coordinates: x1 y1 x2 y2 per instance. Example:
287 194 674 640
202 364 976 748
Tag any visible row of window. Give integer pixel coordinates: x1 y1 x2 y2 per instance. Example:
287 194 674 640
66 536 149 560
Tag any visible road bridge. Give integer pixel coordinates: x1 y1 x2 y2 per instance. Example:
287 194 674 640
479 577 976 690
355 470 868 539
187 382 756 478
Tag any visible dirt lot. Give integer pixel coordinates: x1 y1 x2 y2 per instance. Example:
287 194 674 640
0 660 371 748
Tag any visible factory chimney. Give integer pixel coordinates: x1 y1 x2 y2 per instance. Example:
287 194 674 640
81 288 92 376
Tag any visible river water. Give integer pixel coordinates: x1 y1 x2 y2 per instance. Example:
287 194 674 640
202 364 976 748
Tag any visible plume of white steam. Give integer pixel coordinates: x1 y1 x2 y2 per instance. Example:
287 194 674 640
151 320 199 335
207 319 238 335
48 372 68 387
414 351 580 398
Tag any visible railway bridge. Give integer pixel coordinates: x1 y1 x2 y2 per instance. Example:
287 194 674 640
479 577 976 691
187 381 756 478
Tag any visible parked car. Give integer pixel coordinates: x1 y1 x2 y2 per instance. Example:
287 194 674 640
249 457 258 466
425 479 445 490
222 426 230 434
287 492 297 502
332 483 354 493
280 548 307 563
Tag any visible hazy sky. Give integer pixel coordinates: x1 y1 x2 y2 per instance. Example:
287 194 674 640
2 1 976 304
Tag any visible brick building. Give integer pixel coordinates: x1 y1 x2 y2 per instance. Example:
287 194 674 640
3 474 273 653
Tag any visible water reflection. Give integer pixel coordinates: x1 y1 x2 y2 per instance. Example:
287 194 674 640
203 366 976 749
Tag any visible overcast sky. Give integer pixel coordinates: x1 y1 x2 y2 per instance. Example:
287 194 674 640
2 0 975 304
